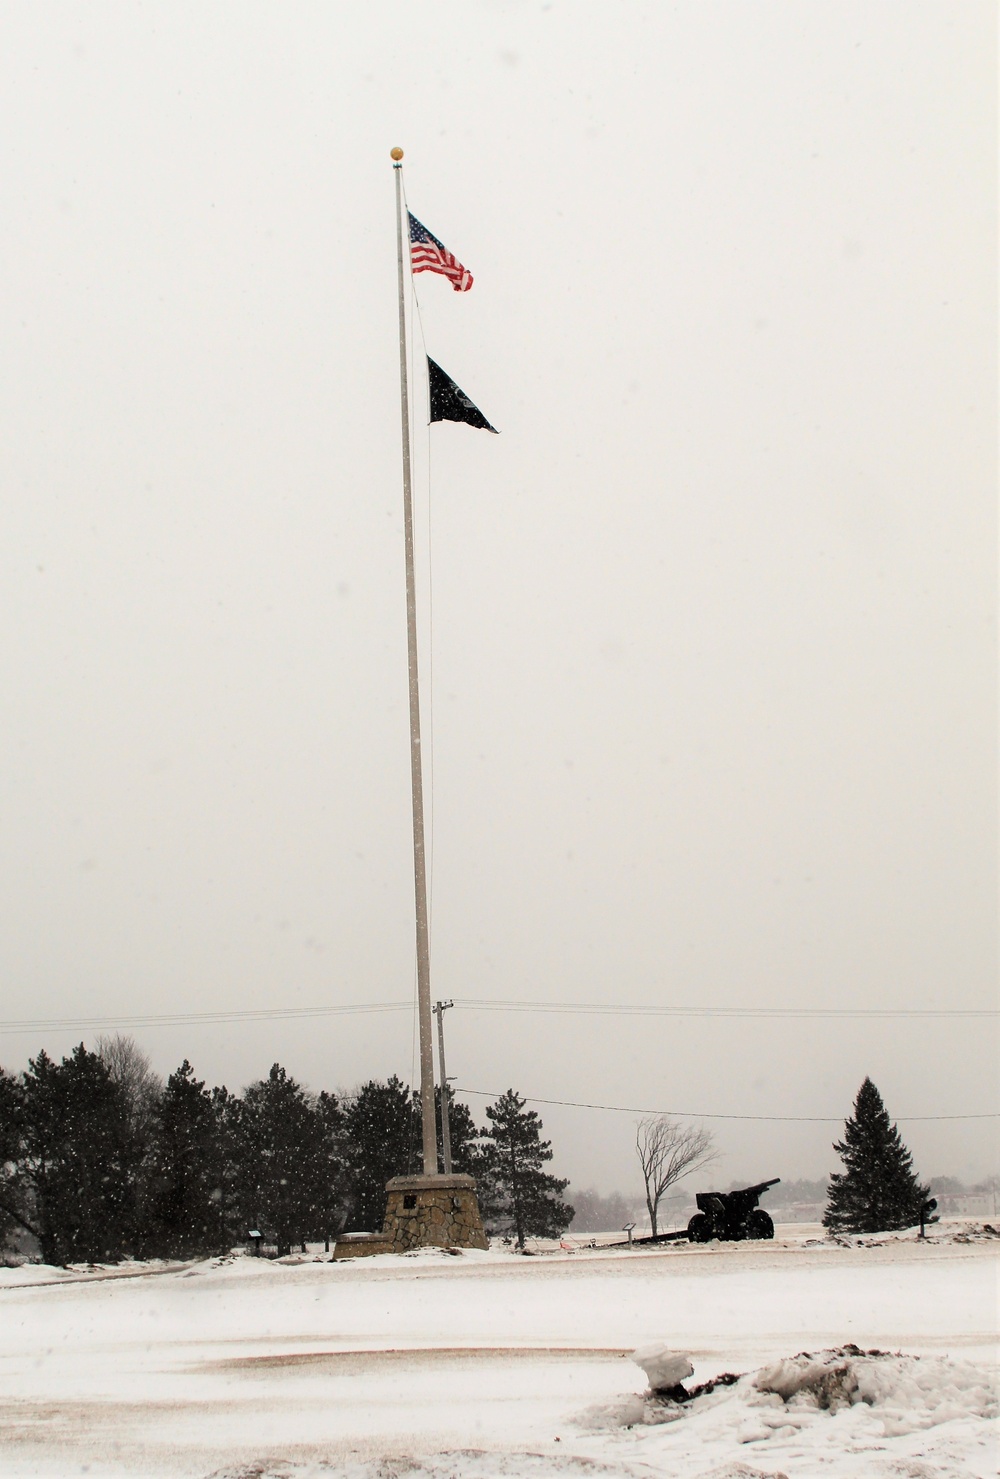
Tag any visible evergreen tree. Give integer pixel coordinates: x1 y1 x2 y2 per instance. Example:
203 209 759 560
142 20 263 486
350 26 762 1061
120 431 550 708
144 1061 227 1258
342 1076 418 1232
478 1089 573 1248
18 1045 139 1264
230 1064 342 1255
823 1077 929 1234
316 1089 351 1242
210 1084 244 1247
0 1067 30 1253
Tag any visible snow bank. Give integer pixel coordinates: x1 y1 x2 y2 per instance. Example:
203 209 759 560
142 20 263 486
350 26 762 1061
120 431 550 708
753 1344 998 1434
584 1344 997 1446
0 1255 185 1287
808 1218 1000 1249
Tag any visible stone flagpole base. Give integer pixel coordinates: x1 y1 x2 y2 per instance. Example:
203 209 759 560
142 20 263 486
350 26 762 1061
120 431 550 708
333 1174 488 1259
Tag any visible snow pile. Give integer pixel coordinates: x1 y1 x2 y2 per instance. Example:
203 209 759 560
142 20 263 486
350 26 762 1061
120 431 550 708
752 1344 998 1435
953 1222 1000 1243
584 1344 997 1444
631 1343 694 1392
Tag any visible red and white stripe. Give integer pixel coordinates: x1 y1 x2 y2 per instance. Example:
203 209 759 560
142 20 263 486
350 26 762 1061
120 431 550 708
410 241 473 292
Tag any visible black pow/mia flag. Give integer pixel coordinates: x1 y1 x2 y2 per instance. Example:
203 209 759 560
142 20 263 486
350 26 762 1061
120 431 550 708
427 357 498 433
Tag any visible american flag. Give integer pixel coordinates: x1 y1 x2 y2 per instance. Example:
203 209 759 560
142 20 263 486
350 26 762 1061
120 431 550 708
408 212 473 292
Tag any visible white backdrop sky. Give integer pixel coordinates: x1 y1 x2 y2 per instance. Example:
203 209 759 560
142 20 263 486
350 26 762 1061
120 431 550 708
0 3 995 1197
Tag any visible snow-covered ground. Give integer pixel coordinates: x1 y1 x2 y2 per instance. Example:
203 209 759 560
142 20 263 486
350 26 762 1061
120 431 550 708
0 1223 995 1479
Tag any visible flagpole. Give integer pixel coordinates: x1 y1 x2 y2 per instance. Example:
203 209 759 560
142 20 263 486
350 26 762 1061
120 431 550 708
391 147 438 1179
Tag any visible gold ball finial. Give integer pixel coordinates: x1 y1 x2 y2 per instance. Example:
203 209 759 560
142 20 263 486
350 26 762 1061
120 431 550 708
390 147 404 161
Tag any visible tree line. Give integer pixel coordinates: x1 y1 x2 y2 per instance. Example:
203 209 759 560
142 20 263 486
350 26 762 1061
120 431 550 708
0 1037 572 1265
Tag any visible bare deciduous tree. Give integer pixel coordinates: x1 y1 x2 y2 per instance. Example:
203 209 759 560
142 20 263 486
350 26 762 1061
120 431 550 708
95 1033 162 1137
635 1116 715 1237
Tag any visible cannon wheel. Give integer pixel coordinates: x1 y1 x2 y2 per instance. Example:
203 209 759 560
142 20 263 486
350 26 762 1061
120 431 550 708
746 1209 774 1240
687 1212 712 1243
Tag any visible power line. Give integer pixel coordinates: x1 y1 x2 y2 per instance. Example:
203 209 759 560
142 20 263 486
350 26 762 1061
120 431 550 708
0 996 994 1036
453 998 997 1020
1 1003 991 1122
0 1003 411 1035
455 1087 1000 1124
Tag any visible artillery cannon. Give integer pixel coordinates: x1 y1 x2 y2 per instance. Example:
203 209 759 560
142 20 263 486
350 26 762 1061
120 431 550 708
686 1178 780 1242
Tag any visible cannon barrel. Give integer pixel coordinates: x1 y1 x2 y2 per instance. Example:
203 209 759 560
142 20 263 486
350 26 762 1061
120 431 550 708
696 1178 780 1209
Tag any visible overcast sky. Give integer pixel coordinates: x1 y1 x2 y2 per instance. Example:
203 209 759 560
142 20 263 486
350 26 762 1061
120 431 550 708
0 2 995 1199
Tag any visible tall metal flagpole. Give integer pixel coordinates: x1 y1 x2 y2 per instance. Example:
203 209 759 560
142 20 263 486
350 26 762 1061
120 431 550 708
391 147 438 1178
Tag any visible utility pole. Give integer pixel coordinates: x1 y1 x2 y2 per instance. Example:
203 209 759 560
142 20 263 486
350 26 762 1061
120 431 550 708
434 1000 454 1174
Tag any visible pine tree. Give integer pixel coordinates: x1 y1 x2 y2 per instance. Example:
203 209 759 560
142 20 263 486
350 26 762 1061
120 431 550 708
342 1077 418 1232
478 1089 573 1248
18 1045 139 1264
0 1067 30 1253
823 1077 929 1234
316 1090 350 1243
144 1061 227 1258
210 1084 245 1248
231 1064 342 1255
